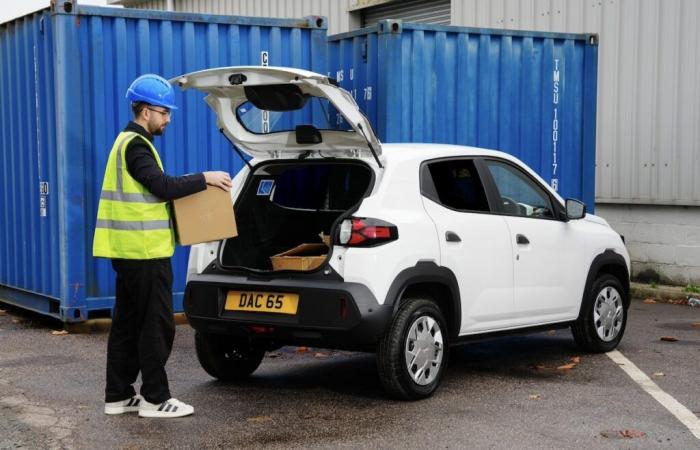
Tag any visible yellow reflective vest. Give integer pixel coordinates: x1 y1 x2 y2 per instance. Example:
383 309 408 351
92 131 175 259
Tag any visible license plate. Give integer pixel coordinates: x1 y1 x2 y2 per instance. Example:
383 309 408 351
224 291 299 315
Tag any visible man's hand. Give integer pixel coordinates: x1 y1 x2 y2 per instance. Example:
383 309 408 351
203 171 232 191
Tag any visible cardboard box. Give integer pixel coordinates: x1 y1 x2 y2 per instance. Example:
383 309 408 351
270 243 328 271
172 185 237 245
319 233 331 247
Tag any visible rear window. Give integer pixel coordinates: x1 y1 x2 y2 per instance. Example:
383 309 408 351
424 159 490 212
237 97 354 134
252 163 372 211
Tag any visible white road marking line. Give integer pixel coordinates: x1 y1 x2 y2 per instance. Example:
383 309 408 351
607 350 700 440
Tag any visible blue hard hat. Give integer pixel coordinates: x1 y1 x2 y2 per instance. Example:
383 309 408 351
126 74 178 110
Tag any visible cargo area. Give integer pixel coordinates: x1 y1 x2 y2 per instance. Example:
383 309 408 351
220 160 374 271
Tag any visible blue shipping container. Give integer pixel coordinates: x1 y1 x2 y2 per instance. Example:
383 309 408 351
0 1 327 321
328 20 598 209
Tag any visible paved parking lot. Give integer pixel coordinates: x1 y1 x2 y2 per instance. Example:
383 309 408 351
0 298 698 449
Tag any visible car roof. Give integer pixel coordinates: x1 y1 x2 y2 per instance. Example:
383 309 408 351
380 143 520 163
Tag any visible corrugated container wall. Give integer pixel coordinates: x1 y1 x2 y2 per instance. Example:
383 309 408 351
453 0 700 206
0 2 327 321
328 21 598 208
0 9 59 317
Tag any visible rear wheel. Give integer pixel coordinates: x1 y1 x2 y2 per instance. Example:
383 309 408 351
195 332 265 381
377 298 449 400
572 274 628 352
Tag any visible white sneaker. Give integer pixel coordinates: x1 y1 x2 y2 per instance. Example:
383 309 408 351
138 398 194 418
104 394 143 415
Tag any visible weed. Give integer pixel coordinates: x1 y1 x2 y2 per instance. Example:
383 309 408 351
685 284 700 294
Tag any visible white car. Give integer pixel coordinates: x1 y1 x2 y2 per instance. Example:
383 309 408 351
174 66 631 400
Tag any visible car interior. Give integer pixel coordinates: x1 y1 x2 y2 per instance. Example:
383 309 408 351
220 160 373 271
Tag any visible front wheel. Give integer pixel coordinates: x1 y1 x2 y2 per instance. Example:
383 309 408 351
195 332 265 381
571 274 628 353
377 298 449 400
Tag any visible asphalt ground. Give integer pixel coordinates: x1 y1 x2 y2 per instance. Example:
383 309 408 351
0 299 699 450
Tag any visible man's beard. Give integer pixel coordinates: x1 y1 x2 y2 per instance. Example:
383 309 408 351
150 124 166 136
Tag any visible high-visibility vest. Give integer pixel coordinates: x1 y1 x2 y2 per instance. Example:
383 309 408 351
92 131 175 259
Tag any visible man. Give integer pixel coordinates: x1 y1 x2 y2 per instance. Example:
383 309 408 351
93 74 232 418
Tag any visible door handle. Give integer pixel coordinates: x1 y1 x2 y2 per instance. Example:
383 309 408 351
445 231 461 242
516 234 530 245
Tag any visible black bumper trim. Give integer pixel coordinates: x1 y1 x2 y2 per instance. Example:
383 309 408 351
183 272 393 349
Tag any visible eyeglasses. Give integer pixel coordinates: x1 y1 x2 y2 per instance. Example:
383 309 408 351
146 107 171 117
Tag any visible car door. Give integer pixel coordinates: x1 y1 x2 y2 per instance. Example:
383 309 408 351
481 158 586 325
420 158 518 334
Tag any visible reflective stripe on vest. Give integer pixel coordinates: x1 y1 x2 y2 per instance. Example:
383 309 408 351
99 190 162 203
93 131 175 259
95 219 171 231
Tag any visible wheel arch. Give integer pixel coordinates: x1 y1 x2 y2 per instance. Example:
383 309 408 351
580 249 631 317
384 262 461 339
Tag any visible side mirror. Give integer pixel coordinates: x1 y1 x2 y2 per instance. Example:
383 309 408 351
565 199 586 220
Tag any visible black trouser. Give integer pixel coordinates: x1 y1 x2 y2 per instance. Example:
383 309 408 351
105 258 175 404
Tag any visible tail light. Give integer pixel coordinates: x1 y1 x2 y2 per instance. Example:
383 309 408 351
338 217 398 247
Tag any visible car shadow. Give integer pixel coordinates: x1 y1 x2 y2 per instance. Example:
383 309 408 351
447 332 583 380
195 352 387 401
188 331 585 402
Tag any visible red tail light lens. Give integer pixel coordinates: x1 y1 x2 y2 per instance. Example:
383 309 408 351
338 217 398 247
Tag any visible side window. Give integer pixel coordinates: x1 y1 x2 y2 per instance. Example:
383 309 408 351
425 159 490 212
485 160 554 219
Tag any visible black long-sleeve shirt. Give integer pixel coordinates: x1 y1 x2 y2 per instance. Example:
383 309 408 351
123 122 206 200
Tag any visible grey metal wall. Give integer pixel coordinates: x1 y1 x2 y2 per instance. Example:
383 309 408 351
452 0 700 206
126 0 356 35
134 0 167 9
361 0 450 27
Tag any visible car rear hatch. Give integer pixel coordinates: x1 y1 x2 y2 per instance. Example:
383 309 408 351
172 66 383 274
172 66 382 163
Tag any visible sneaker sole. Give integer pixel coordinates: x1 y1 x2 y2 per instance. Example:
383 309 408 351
138 409 194 418
104 406 140 415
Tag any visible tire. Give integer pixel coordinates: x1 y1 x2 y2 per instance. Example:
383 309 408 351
571 274 628 353
194 332 265 381
377 298 450 400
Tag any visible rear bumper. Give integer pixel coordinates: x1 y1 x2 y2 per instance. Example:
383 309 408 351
183 272 393 350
